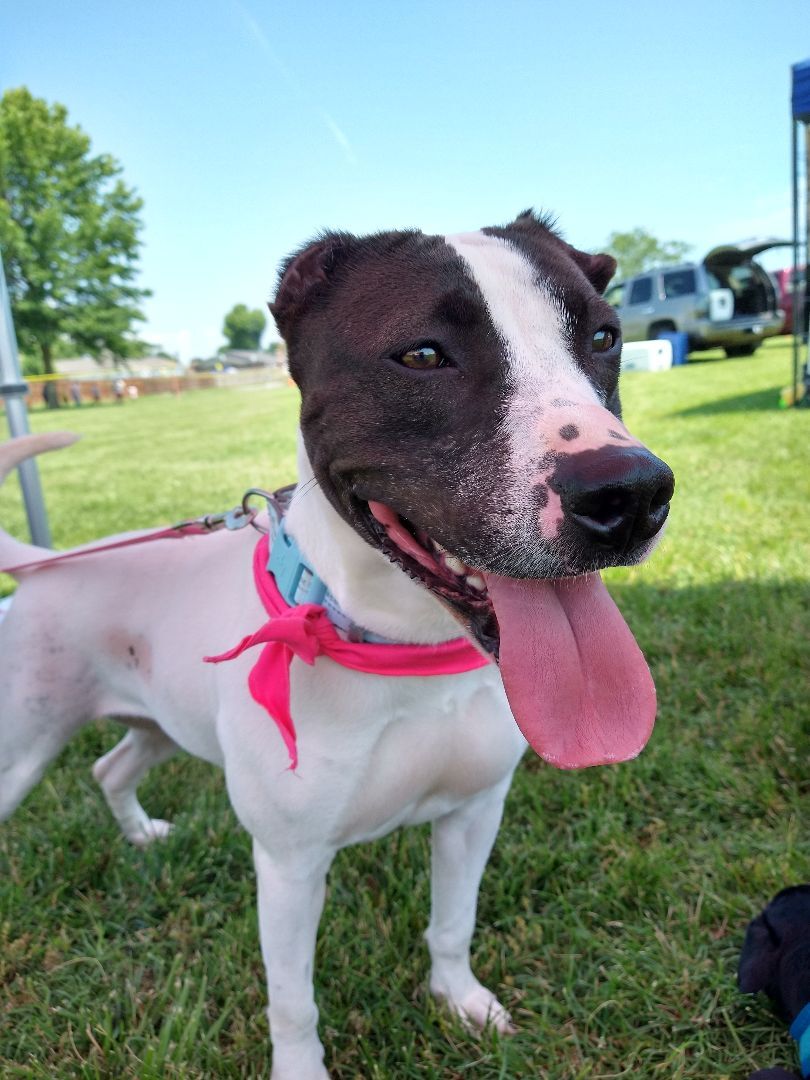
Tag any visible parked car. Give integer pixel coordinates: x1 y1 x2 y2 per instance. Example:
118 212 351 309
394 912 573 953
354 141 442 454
770 266 806 335
604 239 788 358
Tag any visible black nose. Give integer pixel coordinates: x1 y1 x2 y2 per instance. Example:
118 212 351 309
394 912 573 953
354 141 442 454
554 447 674 551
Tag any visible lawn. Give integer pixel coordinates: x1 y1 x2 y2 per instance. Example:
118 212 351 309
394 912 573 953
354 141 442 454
1 338 809 1078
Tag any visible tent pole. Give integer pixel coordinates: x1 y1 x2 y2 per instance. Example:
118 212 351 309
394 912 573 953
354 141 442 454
805 122 810 395
792 116 800 402
0 255 53 547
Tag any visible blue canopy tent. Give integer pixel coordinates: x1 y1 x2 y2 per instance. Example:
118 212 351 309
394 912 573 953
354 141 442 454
791 59 810 404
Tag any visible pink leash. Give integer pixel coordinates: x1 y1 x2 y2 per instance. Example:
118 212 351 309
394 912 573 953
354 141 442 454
1 522 224 575
204 534 490 770
0 505 259 576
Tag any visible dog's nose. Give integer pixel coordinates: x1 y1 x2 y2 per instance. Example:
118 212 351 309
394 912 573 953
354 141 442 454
555 447 674 550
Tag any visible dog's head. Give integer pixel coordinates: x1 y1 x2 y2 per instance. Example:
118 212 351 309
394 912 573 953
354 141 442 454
271 210 675 769
739 885 810 1021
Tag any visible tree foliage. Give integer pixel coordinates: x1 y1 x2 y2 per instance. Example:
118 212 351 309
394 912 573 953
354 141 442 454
0 87 149 373
603 228 692 282
222 303 266 351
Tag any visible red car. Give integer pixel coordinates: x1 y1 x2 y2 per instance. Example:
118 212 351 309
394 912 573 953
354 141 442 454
771 266 807 334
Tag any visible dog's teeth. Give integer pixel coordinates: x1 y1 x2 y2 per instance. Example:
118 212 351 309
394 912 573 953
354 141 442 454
444 555 465 574
432 540 447 555
466 574 486 591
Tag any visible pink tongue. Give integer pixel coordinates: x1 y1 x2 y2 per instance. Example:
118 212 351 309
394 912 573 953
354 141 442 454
484 572 656 769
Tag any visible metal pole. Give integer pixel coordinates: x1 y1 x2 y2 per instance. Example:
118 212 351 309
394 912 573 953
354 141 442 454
805 122 810 395
0 254 53 547
792 115 800 402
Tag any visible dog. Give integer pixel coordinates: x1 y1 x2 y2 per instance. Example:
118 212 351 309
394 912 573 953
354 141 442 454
739 886 810 1080
0 211 674 1078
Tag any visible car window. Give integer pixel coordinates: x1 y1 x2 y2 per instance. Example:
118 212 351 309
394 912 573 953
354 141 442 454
662 269 696 298
628 277 653 304
604 283 625 308
727 265 759 300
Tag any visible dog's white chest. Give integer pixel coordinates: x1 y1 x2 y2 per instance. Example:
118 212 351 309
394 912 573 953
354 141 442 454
284 661 527 847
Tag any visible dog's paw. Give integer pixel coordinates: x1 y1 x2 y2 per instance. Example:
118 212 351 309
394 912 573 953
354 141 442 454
270 1046 330 1080
433 982 516 1035
127 817 174 848
271 1067 330 1080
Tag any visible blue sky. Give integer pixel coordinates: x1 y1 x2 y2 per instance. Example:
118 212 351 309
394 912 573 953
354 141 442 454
3 1 807 360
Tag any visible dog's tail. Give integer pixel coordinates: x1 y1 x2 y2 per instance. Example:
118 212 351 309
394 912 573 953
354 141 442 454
0 432 79 574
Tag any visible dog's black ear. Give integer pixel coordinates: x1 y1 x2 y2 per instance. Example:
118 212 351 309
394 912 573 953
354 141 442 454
270 232 355 340
739 913 781 993
565 246 617 295
505 210 617 295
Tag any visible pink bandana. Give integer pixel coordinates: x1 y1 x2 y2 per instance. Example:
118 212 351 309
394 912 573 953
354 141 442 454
204 534 490 769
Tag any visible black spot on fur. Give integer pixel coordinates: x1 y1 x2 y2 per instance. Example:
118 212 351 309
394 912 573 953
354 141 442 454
533 483 549 509
531 451 559 473
559 424 579 441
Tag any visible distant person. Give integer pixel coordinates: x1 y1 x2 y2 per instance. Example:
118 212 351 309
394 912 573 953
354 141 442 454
113 377 125 403
69 382 82 407
127 384 138 399
90 383 101 404
42 380 59 409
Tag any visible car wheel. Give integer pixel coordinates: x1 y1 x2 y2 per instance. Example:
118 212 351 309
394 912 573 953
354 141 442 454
649 322 677 339
724 343 758 358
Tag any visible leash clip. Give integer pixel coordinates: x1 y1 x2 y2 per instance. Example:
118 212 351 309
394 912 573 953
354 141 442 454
221 506 256 531
172 504 256 534
241 487 284 535
174 487 289 540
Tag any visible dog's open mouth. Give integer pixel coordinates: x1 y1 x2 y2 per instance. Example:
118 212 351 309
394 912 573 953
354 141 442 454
367 500 500 655
366 500 657 770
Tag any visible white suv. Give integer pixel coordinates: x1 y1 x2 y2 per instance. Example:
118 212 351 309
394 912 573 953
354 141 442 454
604 239 786 357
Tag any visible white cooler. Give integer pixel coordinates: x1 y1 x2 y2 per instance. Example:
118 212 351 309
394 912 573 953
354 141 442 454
620 339 673 372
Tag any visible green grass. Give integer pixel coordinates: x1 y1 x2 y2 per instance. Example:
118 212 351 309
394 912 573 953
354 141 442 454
1 338 809 1078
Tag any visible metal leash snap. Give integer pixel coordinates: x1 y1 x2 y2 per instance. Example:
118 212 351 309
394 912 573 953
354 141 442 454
222 505 256 531
172 503 255 534
241 488 278 534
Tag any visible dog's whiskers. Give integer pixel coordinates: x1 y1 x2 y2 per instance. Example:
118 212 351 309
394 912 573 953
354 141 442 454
290 476 321 504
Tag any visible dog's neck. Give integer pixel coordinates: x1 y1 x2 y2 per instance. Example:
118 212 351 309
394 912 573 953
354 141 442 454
283 435 462 644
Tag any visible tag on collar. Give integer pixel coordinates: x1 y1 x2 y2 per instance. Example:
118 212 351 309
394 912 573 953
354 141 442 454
267 518 394 643
268 521 328 606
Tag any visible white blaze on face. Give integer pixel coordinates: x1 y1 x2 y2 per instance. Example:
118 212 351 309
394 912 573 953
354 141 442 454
442 232 660 770
444 231 635 541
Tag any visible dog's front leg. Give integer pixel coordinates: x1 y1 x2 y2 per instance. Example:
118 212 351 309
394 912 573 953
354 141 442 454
254 839 333 1080
426 779 516 1034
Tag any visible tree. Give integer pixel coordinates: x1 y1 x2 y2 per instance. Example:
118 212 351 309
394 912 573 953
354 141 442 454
603 228 692 282
0 87 149 374
222 304 266 351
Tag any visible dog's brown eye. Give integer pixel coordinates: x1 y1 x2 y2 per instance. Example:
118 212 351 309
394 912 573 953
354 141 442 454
397 347 446 370
592 328 617 353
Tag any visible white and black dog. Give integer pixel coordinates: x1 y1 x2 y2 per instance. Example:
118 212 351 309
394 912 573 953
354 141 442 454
0 211 674 1078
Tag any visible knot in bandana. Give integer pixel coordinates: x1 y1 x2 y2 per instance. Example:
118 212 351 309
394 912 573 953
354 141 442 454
204 534 489 770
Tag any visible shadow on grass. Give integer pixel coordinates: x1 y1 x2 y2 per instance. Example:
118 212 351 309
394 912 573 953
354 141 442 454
682 350 727 365
669 385 783 417
607 576 810 747
2 573 809 1078
610 575 809 649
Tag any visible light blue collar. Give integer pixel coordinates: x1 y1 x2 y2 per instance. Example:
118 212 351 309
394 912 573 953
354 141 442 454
267 518 392 644
790 1001 810 1077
